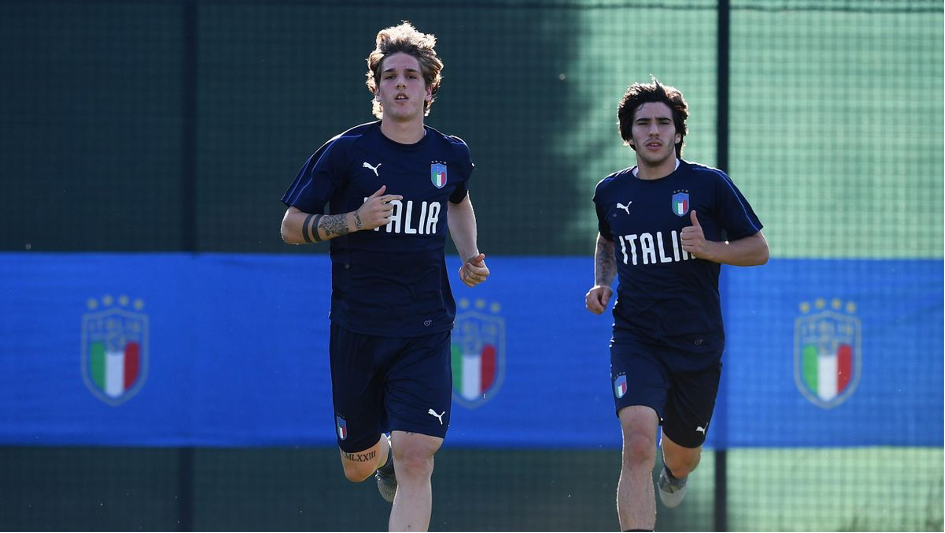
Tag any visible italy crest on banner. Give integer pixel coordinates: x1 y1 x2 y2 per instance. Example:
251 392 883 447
450 299 505 409
81 295 149 406
793 298 861 409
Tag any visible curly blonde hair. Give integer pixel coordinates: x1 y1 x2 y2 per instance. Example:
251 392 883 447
365 22 444 119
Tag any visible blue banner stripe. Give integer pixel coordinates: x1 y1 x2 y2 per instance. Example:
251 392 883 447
0 253 941 448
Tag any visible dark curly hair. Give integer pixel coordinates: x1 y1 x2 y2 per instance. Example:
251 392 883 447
617 76 689 158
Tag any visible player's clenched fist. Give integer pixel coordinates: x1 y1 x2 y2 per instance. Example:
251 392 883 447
459 253 489 288
585 285 613 315
356 185 403 231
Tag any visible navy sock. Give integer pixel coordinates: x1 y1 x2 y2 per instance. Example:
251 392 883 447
378 445 394 475
663 464 680 480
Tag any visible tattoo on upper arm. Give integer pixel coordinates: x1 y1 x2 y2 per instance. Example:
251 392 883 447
342 450 377 463
321 214 350 238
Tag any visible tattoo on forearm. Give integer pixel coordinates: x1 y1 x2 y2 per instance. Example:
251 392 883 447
354 210 363 230
342 450 377 463
302 213 314 243
321 214 350 238
311 214 323 242
595 238 616 286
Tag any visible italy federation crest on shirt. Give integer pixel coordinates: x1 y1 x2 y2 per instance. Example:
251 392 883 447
794 298 862 409
450 299 505 409
671 190 690 216
81 295 148 406
431 162 447 189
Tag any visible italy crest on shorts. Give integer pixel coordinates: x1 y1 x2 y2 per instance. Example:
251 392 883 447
793 299 862 409
81 295 148 406
336 415 348 440
613 374 628 399
671 191 689 216
431 162 447 189
450 299 505 408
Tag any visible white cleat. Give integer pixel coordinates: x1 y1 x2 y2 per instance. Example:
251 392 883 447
656 467 688 508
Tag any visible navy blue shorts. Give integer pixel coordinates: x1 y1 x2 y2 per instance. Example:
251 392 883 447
329 323 452 453
610 335 722 448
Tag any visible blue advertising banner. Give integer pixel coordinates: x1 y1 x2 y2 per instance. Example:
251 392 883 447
723 258 945 447
0 253 941 448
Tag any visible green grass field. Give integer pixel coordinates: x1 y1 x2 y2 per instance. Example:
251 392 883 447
1 445 941 531
678 448 945 532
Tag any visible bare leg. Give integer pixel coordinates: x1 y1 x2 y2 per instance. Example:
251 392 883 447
388 431 442 532
616 406 660 531
660 430 702 478
339 435 390 482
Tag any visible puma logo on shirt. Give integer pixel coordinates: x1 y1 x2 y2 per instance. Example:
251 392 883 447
363 161 381 176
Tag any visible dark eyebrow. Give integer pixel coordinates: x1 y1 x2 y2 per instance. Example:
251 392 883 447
382 67 422 74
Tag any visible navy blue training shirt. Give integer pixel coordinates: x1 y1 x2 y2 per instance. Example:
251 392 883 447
282 121 473 337
594 159 763 355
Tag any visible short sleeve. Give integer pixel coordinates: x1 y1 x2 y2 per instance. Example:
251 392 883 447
593 182 614 241
715 173 763 241
448 140 474 204
281 138 349 214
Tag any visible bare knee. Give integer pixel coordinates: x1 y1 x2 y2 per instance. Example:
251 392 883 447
663 448 701 478
341 460 376 482
393 445 435 480
617 406 659 470
622 431 657 469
